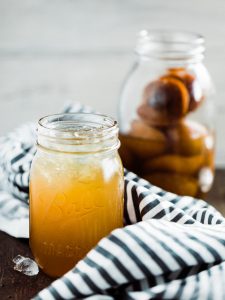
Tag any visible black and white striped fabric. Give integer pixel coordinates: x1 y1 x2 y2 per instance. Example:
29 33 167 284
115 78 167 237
0 103 225 300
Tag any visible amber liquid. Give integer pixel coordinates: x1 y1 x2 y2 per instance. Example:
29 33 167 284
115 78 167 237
119 121 214 197
30 152 124 277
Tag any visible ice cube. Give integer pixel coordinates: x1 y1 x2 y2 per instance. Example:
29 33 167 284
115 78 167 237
12 255 39 276
12 254 24 264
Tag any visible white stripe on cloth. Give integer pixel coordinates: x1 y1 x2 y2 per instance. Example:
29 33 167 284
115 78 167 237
125 181 138 224
0 102 225 300
51 280 74 299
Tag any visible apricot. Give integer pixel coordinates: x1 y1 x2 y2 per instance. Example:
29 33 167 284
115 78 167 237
165 68 204 112
143 172 198 197
129 120 166 140
137 104 182 127
143 154 204 176
119 133 167 159
139 77 189 125
166 120 208 156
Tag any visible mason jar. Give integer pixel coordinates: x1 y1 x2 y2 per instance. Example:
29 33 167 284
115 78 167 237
29 113 124 277
119 30 215 197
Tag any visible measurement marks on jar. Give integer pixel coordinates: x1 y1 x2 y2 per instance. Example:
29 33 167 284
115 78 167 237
41 241 84 259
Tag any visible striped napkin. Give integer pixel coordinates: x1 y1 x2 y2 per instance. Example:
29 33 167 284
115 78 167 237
0 103 225 300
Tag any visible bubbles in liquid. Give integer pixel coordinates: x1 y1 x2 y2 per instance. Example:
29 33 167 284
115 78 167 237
12 255 39 276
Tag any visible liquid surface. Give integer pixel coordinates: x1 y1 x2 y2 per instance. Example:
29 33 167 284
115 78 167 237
30 151 124 277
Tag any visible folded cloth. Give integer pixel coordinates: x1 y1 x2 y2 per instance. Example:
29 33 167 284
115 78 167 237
0 103 225 300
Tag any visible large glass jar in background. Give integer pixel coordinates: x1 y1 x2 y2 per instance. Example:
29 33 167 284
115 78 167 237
119 30 215 197
30 113 124 277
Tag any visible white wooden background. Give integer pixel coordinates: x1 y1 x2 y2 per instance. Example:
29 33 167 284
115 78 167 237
1 0 225 165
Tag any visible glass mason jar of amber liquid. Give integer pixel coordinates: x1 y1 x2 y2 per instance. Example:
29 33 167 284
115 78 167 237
29 113 124 277
119 30 215 197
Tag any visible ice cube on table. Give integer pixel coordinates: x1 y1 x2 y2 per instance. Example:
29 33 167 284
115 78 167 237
12 255 39 276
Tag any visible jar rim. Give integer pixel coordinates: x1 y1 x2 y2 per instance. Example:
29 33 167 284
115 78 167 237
37 113 119 153
38 113 118 140
135 29 205 61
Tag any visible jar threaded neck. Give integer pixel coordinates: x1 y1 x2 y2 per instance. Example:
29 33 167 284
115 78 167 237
136 30 205 62
37 113 119 153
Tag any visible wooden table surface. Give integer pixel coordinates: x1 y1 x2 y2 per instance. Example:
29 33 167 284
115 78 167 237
0 169 225 300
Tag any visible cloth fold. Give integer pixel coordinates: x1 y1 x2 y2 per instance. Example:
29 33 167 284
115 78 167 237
0 103 225 300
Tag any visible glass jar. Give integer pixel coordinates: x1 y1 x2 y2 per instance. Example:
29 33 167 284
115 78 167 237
29 113 124 278
119 30 215 197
